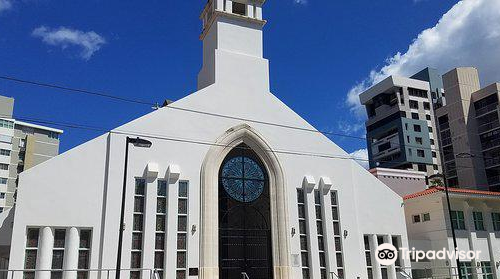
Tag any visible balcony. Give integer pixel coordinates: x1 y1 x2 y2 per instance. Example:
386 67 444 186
484 157 500 168
482 139 500 151
475 103 499 117
478 121 500 134
439 122 450 131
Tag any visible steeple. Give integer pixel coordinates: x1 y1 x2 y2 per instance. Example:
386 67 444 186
197 0 269 92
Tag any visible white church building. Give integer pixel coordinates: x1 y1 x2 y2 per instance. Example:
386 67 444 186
7 1 410 279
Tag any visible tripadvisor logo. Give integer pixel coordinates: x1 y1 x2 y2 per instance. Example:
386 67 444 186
376 243 399 266
375 243 482 265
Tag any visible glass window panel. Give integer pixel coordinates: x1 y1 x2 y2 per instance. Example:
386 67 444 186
301 252 309 267
133 215 144 231
319 252 326 267
77 272 88 279
78 251 90 269
177 252 186 268
132 233 142 250
338 269 344 279
333 222 340 235
317 236 324 251
154 252 164 269
179 182 188 198
51 250 64 269
24 250 37 269
316 221 323 235
51 272 62 279
134 197 144 213
54 229 66 248
79 230 91 249
26 229 39 248
131 252 142 268
300 236 308 251
176 270 186 279
130 271 140 279
364 236 370 250
365 252 372 266
315 206 322 220
302 269 310 279
135 179 145 195
178 199 187 214
156 215 165 231
178 216 187 232
367 268 373 279
320 269 327 279
155 233 165 250
314 190 321 205
336 253 344 267
297 189 304 204
157 181 167 197
157 199 166 214
177 233 187 250
299 220 306 234
332 207 339 220
331 192 338 205
298 205 305 219
335 237 342 251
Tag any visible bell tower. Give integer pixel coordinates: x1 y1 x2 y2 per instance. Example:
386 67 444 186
197 0 269 92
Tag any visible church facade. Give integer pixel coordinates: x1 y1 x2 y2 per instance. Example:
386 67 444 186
8 1 410 279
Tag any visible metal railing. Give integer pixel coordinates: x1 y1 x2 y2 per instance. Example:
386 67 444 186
0 268 163 279
396 266 495 279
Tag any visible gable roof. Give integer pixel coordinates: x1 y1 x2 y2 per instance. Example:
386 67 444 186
404 186 500 200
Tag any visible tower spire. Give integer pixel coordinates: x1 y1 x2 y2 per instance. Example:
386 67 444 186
197 1 269 91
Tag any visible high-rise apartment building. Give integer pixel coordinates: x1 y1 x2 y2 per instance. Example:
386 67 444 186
435 67 500 191
0 95 63 212
359 75 442 176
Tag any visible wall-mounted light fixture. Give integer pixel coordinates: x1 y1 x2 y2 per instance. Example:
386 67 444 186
343 230 348 239
291 227 296 237
191 224 197 234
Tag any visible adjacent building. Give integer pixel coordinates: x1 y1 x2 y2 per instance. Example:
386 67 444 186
6 1 411 279
359 76 442 177
435 67 500 191
0 95 63 212
404 187 500 279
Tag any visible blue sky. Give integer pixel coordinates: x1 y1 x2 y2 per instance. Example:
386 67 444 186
1 0 499 163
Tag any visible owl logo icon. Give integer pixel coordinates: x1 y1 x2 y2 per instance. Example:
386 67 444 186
376 243 398 266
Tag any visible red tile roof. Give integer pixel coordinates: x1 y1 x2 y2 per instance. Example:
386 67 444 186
403 186 500 200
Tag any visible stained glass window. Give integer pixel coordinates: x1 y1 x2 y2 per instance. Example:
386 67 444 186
221 156 265 203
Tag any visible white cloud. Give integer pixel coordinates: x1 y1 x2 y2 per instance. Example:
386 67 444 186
0 0 12 13
294 0 308 5
350 148 370 170
346 0 500 118
32 26 106 60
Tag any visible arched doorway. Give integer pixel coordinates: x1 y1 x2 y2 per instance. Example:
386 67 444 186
218 144 273 279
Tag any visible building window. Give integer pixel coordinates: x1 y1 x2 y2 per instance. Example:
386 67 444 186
52 229 66 279
313 190 327 279
430 139 435 145
451 211 466 230
0 119 14 129
78 230 92 279
418 164 426 172
415 137 423 145
0 178 7 185
414 125 422 132
432 151 437 158
177 181 189 279
0 149 10 156
422 213 431 222
408 88 429 98
232 2 246 16
412 113 419 120
48 131 59 140
331 191 344 279
417 150 425 158
0 163 8 171
392 236 402 267
426 115 431 121
428 126 433 133
413 215 421 223
409 100 419 109
480 262 494 279
155 180 168 279
19 138 26 148
131 178 146 279
297 189 310 279
0 193 4 199
460 262 473 279
24 228 40 279
473 212 485 231
0 207 3 213
423 102 431 110
492 213 500 231
364 236 373 279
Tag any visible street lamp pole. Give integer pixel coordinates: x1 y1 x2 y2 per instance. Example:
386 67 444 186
116 137 152 279
429 173 462 278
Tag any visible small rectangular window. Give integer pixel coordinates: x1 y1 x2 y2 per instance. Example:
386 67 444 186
492 213 500 231
423 213 431 222
414 125 422 132
413 215 421 223
426 115 431 121
451 211 466 230
416 137 423 145
412 113 419 120
409 100 419 109
473 212 485 231
417 150 425 158
232 2 246 16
